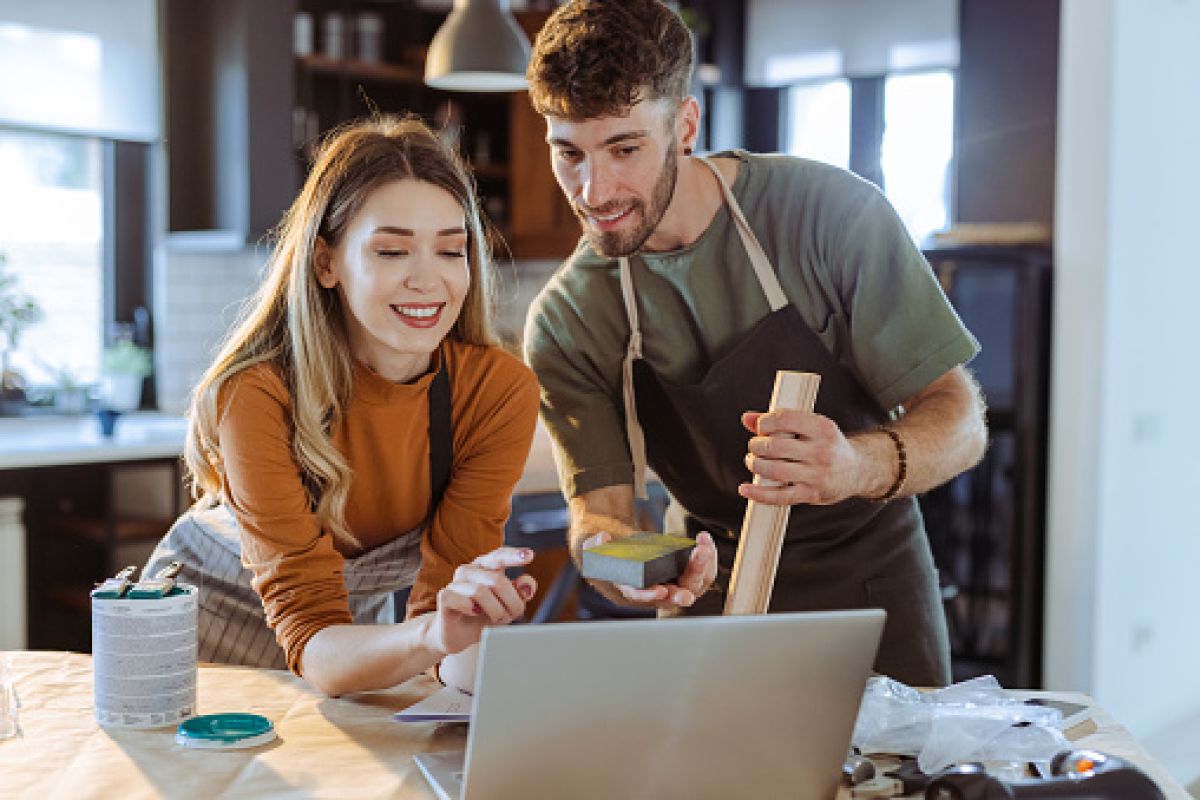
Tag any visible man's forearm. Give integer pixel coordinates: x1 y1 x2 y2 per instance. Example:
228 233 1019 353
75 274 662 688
566 488 637 560
567 486 644 607
852 366 987 499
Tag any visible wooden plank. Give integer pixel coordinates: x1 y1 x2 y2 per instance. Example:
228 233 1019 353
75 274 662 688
724 371 820 616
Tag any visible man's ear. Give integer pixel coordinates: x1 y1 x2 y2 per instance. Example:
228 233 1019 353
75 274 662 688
677 96 701 155
314 236 337 289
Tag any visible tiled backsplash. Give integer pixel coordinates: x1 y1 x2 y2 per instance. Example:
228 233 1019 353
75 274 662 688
154 247 271 414
154 247 560 413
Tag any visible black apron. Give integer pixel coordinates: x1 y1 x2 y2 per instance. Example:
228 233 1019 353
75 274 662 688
617 158 950 686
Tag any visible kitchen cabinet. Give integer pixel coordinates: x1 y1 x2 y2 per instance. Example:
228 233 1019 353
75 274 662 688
164 0 579 260
163 0 296 247
0 415 188 651
507 89 583 259
291 4 578 260
21 460 183 651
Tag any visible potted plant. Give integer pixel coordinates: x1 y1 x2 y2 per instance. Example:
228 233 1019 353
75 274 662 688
43 363 89 415
0 252 44 414
99 339 152 412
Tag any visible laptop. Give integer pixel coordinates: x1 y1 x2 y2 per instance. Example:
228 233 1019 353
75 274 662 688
413 609 885 800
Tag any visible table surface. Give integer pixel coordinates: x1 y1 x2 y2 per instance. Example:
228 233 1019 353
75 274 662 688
0 650 1191 800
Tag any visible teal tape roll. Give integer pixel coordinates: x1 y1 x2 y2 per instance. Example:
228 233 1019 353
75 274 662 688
176 713 277 749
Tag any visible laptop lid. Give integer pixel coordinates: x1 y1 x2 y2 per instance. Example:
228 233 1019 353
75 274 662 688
460 609 885 800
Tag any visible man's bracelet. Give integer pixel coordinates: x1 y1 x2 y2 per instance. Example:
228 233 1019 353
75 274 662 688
875 426 907 503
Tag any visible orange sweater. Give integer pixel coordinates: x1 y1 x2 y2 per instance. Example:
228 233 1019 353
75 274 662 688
215 339 539 673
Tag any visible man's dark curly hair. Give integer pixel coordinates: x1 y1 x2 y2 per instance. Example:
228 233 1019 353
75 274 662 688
527 0 694 121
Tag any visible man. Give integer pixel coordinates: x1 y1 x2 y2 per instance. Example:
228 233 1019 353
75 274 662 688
522 0 987 686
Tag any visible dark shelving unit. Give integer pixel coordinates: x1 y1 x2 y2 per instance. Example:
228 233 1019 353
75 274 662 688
921 243 1053 689
163 0 577 258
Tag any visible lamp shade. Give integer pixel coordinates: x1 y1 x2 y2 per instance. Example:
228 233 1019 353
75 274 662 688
424 0 531 92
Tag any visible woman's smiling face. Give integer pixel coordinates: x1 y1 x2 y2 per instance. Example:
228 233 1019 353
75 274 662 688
317 178 470 383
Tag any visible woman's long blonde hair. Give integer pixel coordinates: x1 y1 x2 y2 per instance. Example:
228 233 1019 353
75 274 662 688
185 115 498 548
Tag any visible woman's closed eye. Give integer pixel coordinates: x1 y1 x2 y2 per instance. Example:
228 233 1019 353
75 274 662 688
376 248 408 257
437 236 467 258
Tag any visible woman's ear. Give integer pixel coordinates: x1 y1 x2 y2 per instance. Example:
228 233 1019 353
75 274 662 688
314 236 338 289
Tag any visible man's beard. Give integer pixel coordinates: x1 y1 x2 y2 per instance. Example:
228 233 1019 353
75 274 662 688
577 143 679 257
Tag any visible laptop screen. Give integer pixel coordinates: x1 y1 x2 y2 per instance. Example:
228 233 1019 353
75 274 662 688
443 609 884 800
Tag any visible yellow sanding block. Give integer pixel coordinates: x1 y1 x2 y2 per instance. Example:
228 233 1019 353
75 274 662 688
580 533 696 589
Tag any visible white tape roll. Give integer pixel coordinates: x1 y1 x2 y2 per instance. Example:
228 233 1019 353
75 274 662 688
92 584 198 728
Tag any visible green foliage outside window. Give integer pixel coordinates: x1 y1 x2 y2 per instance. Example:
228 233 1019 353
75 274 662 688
0 252 44 392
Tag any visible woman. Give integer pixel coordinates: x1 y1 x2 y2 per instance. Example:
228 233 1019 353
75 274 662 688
145 116 539 696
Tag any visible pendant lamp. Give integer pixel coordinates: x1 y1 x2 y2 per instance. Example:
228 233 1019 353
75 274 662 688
424 0 531 92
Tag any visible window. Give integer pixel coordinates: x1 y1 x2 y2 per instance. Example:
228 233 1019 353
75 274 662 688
784 70 956 245
0 127 103 388
881 70 955 244
786 80 851 170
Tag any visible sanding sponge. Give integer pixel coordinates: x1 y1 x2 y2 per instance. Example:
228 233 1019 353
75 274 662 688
580 533 696 589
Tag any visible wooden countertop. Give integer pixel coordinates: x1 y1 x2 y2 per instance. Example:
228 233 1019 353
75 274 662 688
0 651 1192 799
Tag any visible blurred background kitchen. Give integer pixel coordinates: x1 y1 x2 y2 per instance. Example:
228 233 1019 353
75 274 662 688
0 0 1196 792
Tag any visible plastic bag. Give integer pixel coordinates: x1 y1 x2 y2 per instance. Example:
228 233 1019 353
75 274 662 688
851 674 1070 774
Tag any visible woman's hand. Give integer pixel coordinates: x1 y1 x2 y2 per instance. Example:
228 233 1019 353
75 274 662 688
426 546 537 657
581 531 718 610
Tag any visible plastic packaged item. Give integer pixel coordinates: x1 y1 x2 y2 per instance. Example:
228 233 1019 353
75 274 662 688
851 674 1071 774
322 12 346 60
355 12 384 63
294 12 314 56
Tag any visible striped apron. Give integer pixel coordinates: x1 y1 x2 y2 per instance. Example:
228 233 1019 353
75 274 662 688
145 362 453 670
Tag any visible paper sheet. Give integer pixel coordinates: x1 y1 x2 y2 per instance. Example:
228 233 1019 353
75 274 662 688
394 685 474 723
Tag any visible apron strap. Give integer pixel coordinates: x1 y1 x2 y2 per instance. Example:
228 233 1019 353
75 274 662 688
396 349 452 616
697 156 789 312
617 156 786 501
428 353 453 514
618 256 649 499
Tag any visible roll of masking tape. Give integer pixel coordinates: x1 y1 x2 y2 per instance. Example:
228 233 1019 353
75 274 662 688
91 584 198 728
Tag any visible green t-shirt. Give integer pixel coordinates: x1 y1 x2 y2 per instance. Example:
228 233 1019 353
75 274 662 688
524 150 979 498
